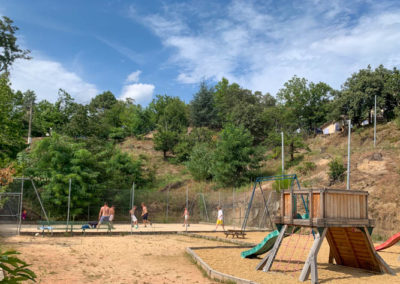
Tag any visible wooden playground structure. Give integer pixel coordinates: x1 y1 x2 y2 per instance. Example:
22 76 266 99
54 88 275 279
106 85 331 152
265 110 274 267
257 188 395 283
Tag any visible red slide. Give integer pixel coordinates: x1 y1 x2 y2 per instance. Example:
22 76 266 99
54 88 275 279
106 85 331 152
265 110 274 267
375 232 400 251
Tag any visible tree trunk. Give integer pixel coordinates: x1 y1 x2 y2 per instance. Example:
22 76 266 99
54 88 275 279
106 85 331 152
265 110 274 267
290 141 294 162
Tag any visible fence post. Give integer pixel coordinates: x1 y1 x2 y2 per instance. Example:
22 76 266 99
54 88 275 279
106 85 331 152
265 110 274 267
166 186 169 221
17 179 24 235
31 179 49 223
66 178 71 232
186 185 188 232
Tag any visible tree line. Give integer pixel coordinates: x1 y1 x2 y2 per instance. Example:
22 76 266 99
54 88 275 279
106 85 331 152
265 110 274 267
1 15 400 215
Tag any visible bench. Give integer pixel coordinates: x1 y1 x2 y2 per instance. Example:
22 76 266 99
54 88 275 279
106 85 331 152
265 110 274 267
37 221 114 235
224 229 246 239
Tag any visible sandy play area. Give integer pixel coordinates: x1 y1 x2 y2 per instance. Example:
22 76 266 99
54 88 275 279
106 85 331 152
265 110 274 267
193 231 400 283
1 231 399 283
1 234 232 283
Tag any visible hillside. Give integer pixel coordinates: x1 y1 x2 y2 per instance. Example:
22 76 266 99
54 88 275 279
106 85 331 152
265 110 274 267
119 122 400 238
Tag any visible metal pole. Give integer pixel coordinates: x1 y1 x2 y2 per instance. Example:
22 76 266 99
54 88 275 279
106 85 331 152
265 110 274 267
374 95 377 148
131 183 135 209
31 179 49 222
17 179 24 235
166 186 169 221
66 178 71 232
186 185 188 231
347 120 351 190
281 132 284 174
27 101 33 146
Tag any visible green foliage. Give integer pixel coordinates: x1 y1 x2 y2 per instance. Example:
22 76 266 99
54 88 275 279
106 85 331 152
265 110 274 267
213 78 266 142
190 81 219 128
21 134 147 218
173 127 214 162
296 161 316 175
277 76 333 132
0 16 31 73
0 74 25 163
149 95 188 132
186 143 213 181
154 129 180 159
272 179 292 192
210 124 261 186
0 249 36 283
151 95 189 157
328 158 346 183
336 65 396 125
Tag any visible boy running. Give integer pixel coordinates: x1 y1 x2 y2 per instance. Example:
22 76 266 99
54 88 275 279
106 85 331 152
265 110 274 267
109 205 115 228
129 206 138 229
182 207 189 227
98 202 110 230
215 206 225 231
141 202 151 227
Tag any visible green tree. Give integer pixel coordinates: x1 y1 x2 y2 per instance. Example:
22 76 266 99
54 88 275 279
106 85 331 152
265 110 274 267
336 65 394 125
21 134 146 218
173 127 214 162
186 143 213 180
277 76 333 132
0 74 24 163
190 82 218 128
213 78 267 142
0 16 31 73
210 124 260 186
154 129 179 159
150 95 189 157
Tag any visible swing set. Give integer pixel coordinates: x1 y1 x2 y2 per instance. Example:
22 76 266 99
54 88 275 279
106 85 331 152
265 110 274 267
241 174 309 231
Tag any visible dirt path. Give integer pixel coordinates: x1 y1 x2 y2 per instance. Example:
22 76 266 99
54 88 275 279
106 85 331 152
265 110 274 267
2 234 226 284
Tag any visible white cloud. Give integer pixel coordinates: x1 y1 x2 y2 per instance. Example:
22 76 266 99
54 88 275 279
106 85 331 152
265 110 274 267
126 70 142 83
131 0 400 94
9 55 99 103
120 83 155 105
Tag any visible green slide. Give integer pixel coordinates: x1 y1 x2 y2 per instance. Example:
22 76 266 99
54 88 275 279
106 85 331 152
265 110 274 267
241 230 281 258
241 213 308 258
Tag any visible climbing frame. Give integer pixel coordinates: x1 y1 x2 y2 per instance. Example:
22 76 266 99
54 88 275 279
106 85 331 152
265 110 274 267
260 188 396 284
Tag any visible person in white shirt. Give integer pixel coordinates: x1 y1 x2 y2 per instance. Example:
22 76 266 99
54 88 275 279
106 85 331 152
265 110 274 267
215 206 225 231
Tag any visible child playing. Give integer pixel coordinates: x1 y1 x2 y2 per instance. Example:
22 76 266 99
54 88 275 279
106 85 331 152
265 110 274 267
215 206 225 231
129 206 138 229
182 207 190 227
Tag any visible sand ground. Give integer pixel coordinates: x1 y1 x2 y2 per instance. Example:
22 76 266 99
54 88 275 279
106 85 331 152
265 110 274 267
194 231 400 283
1 234 230 284
1 230 399 284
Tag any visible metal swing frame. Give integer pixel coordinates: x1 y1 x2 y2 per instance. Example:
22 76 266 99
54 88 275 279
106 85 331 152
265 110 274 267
241 174 309 231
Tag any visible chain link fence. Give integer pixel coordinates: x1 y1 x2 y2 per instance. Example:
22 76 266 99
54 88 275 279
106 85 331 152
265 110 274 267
1 178 281 231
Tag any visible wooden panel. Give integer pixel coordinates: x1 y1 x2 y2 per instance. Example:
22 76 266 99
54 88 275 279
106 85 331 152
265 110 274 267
284 193 291 217
326 227 381 273
312 193 320 218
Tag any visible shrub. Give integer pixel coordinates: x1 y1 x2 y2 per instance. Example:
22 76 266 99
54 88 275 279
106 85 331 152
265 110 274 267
0 249 36 282
186 143 213 181
328 158 346 183
296 161 316 175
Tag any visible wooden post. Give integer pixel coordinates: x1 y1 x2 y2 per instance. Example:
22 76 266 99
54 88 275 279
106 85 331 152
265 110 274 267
299 228 327 283
258 225 288 272
363 226 396 275
280 192 285 223
309 190 313 226
289 191 294 224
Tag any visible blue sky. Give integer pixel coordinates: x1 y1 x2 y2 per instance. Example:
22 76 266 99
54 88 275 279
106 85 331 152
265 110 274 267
2 0 400 105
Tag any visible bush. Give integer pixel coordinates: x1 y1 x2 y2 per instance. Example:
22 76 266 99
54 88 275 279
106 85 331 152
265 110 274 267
328 158 346 183
186 143 213 181
395 107 400 129
296 161 316 175
0 249 36 282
